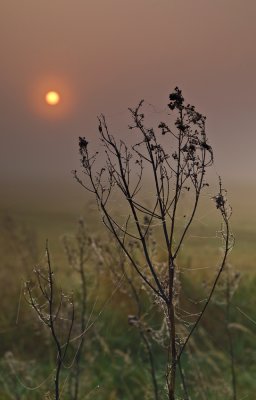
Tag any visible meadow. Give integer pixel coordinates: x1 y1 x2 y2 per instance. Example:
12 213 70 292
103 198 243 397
0 181 255 399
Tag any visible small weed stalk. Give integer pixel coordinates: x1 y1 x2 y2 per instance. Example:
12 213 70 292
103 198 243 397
95 241 160 399
226 265 238 400
75 87 233 399
62 218 97 400
25 243 75 400
216 262 240 399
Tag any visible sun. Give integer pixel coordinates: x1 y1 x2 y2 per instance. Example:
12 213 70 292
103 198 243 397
45 91 60 106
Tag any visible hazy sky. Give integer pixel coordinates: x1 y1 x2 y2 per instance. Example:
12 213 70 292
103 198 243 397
1 0 256 186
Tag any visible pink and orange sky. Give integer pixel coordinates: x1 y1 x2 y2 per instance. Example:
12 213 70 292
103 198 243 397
1 0 256 187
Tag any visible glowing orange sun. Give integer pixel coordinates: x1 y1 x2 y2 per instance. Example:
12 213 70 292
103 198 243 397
45 91 60 106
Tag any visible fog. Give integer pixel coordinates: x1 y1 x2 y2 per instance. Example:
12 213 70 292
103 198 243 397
1 0 256 190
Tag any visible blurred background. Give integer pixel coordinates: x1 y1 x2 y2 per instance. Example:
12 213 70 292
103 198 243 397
1 0 256 260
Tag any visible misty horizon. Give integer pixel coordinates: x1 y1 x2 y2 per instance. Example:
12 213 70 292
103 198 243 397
1 0 256 191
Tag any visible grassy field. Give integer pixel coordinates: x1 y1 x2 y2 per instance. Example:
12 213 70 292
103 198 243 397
0 180 255 399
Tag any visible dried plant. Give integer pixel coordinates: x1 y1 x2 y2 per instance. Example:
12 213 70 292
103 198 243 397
213 262 240 400
94 239 160 399
75 87 234 399
24 243 75 400
62 218 99 400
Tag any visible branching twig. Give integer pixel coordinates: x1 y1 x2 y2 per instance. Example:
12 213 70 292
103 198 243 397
76 87 232 400
24 242 75 400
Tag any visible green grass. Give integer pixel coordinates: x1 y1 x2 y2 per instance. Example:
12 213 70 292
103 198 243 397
0 181 255 399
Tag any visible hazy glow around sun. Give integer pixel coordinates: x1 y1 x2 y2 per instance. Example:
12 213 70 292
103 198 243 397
31 76 75 119
45 91 60 105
